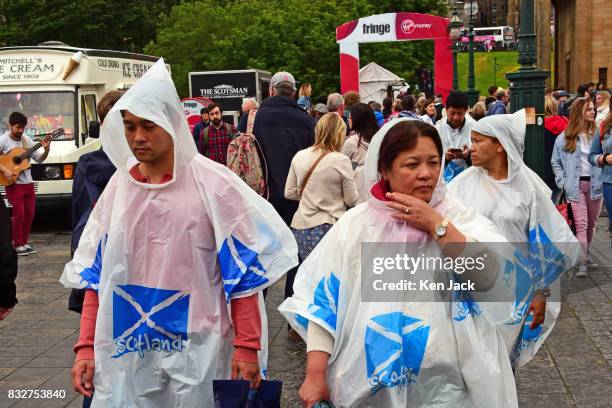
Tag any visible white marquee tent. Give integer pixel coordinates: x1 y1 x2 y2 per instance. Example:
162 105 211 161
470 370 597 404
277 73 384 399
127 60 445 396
358 62 407 104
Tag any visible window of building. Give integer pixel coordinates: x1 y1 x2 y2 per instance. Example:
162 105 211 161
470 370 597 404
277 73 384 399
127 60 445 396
599 68 608 89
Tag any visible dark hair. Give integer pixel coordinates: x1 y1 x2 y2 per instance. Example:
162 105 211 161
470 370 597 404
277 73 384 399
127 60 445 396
200 107 209 115
445 91 469 110
401 95 416 111
488 86 498 96
378 121 443 173
577 83 589 95
8 112 27 127
207 102 223 114
97 90 124 123
382 97 393 110
350 103 379 145
382 97 393 119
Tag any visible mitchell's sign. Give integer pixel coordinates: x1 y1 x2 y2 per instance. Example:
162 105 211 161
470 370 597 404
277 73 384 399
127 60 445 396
199 84 249 99
0 57 63 81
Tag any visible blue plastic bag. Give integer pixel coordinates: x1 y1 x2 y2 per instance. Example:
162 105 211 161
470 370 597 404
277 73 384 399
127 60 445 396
213 380 282 408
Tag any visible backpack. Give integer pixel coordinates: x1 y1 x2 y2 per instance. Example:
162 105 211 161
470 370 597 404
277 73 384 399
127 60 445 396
198 122 236 156
226 110 269 198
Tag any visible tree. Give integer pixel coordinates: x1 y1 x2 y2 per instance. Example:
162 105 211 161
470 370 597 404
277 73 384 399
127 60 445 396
0 0 178 52
145 0 448 98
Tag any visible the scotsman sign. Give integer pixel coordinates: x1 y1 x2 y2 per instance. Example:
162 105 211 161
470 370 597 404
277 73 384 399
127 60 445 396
188 69 271 112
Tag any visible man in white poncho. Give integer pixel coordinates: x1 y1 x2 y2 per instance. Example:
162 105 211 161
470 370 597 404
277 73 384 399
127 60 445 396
436 91 476 183
446 109 580 368
60 60 297 407
279 118 520 407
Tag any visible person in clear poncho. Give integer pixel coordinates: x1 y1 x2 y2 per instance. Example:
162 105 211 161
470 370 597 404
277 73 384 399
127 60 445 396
60 60 298 407
444 110 580 368
279 119 520 407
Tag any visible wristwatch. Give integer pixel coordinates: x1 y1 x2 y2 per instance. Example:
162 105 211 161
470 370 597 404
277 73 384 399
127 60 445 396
432 218 449 241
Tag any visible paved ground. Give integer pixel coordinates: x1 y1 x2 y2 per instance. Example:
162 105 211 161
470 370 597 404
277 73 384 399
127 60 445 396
0 214 610 407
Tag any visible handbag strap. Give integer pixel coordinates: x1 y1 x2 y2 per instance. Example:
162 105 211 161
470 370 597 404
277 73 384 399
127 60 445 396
246 109 257 134
299 150 329 198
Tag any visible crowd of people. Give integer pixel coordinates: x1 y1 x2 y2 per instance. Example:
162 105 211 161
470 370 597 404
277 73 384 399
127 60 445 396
0 59 609 407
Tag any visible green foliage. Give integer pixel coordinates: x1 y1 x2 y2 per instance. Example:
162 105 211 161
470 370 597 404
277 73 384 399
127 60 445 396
145 0 449 98
0 0 178 52
457 51 520 94
0 0 449 99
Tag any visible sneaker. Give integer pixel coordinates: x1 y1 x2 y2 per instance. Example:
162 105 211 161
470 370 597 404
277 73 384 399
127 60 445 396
15 246 29 256
586 255 598 268
24 244 37 255
575 264 588 278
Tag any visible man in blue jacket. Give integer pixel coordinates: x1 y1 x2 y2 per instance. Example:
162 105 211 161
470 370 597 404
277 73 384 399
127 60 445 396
192 107 210 144
68 91 121 314
487 89 509 116
252 72 315 301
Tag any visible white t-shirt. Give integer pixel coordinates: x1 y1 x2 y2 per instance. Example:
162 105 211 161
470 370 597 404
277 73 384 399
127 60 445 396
578 133 592 177
0 132 45 184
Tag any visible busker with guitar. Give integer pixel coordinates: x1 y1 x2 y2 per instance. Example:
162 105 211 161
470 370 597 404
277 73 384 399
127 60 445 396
0 112 51 256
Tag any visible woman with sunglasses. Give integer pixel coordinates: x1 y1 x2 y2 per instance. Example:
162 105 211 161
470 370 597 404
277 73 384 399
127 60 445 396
552 97 603 277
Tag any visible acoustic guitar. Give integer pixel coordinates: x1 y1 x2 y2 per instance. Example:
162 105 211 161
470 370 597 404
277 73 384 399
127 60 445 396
0 128 65 186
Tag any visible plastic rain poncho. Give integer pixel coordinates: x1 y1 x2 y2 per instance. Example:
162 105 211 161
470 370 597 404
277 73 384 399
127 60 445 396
436 114 475 183
447 109 580 368
279 118 519 407
60 60 298 407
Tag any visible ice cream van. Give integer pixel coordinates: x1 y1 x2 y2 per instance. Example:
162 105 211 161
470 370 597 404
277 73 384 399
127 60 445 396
0 42 166 209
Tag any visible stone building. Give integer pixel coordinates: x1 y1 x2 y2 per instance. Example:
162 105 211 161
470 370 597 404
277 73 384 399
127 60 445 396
448 1 509 27
516 0 610 90
550 0 610 90
449 0 610 90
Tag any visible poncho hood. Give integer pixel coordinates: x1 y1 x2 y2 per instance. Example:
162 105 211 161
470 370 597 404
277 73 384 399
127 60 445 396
470 109 550 194
100 59 197 189
363 117 446 207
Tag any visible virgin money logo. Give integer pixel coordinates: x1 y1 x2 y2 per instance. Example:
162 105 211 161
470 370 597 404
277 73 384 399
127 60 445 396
400 19 432 34
401 19 416 34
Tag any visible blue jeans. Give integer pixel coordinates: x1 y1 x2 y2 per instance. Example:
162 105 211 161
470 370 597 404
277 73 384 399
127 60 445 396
83 395 92 408
604 183 612 230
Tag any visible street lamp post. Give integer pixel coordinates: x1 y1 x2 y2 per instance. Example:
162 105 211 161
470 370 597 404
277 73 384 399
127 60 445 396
448 2 463 91
506 0 549 178
493 57 499 87
465 1 480 105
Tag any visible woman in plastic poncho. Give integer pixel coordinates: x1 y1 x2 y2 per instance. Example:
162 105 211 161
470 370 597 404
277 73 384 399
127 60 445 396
446 110 580 369
279 119 518 407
